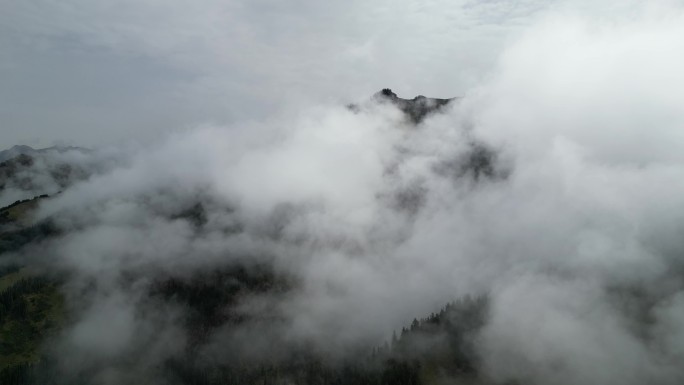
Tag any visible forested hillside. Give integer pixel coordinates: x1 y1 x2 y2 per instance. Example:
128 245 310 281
0 140 494 385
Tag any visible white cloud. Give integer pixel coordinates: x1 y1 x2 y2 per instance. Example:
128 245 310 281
5 1 684 383
0 0 550 146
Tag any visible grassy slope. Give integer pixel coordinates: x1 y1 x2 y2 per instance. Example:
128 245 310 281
0 199 40 227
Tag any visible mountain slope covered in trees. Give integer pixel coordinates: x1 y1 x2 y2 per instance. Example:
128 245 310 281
0 92 503 385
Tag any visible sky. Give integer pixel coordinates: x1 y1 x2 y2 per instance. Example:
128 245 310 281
0 0 591 147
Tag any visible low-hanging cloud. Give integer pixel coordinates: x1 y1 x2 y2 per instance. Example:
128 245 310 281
9 2 684 384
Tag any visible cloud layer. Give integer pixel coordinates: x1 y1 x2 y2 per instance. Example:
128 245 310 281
3 1 684 384
1 0 552 146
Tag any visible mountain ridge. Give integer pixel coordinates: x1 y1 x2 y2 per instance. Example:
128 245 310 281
0 145 91 164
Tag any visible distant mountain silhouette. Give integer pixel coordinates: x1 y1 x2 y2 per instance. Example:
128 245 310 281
0 145 93 206
0 145 90 163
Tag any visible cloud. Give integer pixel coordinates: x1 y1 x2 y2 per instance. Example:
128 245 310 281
465 5 684 165
0 0 549 146
4 0 684 383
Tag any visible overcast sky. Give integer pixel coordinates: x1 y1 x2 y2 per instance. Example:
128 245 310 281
0 0 678 147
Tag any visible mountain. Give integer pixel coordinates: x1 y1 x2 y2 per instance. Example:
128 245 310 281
0 194 488 385
373 88 457 124
0 146 98 207
0 146 36 164
0 146 91 164
347 89 457 124
0 92 501 385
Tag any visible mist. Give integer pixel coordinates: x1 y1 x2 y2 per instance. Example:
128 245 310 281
3 1 684 385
